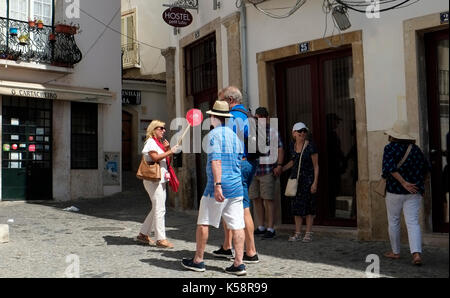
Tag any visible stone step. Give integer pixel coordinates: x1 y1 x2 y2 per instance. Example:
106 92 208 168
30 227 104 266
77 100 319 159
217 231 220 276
0 224 9 244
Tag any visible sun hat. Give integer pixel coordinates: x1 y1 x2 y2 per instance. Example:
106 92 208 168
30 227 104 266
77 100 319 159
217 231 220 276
385 120 416 141
206 100 234 118
293 122 309 132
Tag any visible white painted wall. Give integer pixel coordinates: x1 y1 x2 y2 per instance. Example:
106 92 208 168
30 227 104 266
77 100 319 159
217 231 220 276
173 0 449 132
0 0 122 199
121 0 171 75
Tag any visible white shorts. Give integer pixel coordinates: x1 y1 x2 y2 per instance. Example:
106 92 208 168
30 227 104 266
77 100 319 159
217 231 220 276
197 196 245 230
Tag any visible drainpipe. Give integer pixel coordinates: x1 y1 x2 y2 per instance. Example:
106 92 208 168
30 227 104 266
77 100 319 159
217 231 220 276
240 2 249 109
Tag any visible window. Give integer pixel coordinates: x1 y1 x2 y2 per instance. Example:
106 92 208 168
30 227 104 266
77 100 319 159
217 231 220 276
121 9 139 68
7 0 53 25
71 102 98 169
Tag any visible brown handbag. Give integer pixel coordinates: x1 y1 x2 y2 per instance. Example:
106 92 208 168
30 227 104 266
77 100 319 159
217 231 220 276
136 156 161 181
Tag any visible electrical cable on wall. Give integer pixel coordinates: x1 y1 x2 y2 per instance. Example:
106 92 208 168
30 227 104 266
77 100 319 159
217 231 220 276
236 0 307 19
334 0 420 13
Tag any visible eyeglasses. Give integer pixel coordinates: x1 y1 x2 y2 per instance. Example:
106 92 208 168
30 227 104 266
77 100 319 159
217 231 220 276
296 129 308 134
156 127 166 131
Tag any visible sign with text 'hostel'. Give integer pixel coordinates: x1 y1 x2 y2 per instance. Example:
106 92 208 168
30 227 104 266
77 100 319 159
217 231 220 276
162 7 193 27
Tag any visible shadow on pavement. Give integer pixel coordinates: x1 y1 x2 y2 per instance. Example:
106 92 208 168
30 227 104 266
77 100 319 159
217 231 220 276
22 171 449 278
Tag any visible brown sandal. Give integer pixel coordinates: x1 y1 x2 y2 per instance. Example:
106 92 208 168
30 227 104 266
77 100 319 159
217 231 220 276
412 253 422 266
136 233 156 246
383 251 400 259
156 239 174 249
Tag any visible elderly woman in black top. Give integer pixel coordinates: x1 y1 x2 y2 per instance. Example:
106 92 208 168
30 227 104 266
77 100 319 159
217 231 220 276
382 120 430 265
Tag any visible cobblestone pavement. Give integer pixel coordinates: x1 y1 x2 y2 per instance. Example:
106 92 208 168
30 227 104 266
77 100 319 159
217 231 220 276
0 174 448 279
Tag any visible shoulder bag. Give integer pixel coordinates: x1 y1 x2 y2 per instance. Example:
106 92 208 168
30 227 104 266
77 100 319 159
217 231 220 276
285 141 308 197
374 144 413 198
136 155 161 181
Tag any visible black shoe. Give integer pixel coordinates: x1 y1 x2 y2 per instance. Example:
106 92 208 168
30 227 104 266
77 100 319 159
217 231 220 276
181 258 205 272
213 246 234 259
243 253 260 264
263 230 276 239
224 264 247 276
254 229 266 236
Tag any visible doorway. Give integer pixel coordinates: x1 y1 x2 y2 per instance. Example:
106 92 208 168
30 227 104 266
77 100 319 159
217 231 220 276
2 96 52 201
122 110 132 171
276 48 358 227
184 33 218 206
425 28 449 233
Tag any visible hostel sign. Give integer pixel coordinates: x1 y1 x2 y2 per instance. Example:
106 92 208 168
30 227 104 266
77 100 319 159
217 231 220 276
162 7 193 27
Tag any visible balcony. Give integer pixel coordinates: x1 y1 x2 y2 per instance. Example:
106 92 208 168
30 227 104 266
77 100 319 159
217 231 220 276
0 17 82 68
122 42 140 69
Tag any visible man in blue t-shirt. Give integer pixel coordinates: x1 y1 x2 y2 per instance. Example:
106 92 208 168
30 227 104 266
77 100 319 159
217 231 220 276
211 86 260 264
182 100 247 276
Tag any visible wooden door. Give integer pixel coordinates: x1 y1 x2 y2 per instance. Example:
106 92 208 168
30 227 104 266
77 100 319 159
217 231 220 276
276 48 357 227
122 111 132 171
425 29 449 233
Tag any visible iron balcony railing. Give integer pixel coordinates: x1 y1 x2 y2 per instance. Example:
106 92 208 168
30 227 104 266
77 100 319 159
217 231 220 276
0 16 82 67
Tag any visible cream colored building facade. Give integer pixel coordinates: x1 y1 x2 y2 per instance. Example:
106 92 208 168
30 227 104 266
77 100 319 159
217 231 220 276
120 0 172 172
1 0 122 201
163 0 449 242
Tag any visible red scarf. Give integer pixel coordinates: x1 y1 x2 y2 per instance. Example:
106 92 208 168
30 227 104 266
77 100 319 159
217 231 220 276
153 137 179 193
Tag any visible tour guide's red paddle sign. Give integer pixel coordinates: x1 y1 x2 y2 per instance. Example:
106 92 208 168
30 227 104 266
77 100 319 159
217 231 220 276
177 109 203 146
162 7 193 28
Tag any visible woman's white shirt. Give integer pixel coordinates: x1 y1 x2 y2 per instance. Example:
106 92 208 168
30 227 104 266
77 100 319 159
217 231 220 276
142 138 169 183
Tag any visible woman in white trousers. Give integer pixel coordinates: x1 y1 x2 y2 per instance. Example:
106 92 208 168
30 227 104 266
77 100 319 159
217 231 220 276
136 120 179 249
381 120 430 265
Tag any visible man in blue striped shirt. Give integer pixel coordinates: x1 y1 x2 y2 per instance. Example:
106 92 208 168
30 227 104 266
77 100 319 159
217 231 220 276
182 100 247 276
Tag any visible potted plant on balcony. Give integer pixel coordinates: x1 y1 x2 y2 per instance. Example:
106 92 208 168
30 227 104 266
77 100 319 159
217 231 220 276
9 27 18 37
36 20 44 29
49 33 56 42
55 23 79 35
18 34 29 46
28 19 36 28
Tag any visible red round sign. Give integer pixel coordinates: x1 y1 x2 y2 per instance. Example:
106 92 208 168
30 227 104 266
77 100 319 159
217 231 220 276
162 7 193 28
186 109 203 127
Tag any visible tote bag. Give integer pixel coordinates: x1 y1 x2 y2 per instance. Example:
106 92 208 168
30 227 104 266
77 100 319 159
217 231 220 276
285 141 308 197
136 156 161 181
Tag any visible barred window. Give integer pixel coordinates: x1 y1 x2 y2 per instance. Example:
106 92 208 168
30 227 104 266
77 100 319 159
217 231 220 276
71 102 98 169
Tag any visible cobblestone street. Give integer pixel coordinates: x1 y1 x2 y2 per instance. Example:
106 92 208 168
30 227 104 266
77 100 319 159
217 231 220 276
0 173 448 279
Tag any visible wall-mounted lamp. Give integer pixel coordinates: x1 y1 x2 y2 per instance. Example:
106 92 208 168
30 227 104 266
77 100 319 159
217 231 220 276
332 5 351 31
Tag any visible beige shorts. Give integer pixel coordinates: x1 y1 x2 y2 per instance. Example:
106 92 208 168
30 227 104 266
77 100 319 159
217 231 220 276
249 174 276 201
197 196 245 230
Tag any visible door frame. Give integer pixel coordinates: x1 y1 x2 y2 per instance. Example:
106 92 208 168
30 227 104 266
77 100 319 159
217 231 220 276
425 28 449 233
275 48 357 227
257 31 370 236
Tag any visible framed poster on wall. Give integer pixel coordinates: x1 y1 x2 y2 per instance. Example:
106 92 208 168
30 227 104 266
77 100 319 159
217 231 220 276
103 152 120 186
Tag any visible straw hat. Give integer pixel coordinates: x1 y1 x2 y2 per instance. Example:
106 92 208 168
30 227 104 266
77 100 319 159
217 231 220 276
206 101 233 118
385 120 415 141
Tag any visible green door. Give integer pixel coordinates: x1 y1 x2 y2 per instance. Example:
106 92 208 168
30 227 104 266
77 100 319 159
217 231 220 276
2 96 52 201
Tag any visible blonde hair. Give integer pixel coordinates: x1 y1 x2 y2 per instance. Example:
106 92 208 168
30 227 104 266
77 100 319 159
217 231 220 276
146 120 165 141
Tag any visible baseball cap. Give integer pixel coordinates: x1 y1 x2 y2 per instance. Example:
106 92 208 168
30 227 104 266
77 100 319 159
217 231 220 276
293 122 308 131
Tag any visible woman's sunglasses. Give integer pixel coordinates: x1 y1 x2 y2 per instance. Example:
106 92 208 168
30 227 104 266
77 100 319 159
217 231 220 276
156 127 166 131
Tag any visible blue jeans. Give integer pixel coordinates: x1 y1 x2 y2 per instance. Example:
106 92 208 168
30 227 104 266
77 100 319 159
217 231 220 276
241 159 258 209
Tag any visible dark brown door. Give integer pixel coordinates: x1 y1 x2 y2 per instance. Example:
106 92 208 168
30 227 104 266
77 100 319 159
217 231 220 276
185 33 218 206
122 111 132 171
276 48 357 227
425 28 449 233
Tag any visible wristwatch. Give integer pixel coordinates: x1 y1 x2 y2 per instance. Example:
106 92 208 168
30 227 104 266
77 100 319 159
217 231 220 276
215 182 222 186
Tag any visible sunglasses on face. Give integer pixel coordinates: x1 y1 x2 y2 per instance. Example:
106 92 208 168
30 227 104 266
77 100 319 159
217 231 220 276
296 129 308 134
156 127 166 131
